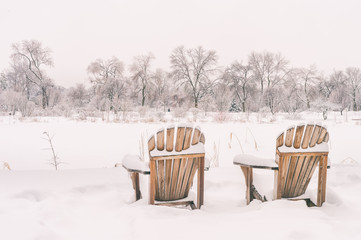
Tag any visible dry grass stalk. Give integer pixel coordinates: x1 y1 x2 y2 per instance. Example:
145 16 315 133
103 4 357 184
2 162 11 170
228 132 244 154
42 131 61 170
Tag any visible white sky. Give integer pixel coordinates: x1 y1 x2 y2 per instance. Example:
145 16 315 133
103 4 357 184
1 0 361 87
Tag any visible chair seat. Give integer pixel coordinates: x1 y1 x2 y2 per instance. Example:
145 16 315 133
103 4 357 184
122 154 150 174
233 154 278 170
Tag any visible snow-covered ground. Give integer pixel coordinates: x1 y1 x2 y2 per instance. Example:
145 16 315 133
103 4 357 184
0 111 361 240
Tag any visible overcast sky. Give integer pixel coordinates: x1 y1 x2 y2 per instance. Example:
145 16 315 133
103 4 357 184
1 0 361 87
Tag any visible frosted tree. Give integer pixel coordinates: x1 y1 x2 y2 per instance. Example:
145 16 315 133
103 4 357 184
263 87 284 115
67 84 89 108
11 40 54 109
87 57 126 112
248 51 290 95
149 69 173 110
130 53 154 106
223 61 255 112
212 81 233 112
345 67 361 111
170 46 219 108
294 65 319 109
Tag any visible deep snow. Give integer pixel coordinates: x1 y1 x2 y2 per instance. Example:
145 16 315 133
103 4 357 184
0 111 361 240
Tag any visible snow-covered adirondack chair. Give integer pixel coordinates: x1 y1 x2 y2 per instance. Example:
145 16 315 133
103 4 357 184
122 125 207 209
233 123 330 207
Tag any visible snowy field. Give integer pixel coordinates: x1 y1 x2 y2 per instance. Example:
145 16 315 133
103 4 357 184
0 111 361 240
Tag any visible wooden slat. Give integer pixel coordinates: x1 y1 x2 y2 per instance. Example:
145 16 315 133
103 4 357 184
191 128 201 145
283 156 298 197
317 127 327 144
285 127 295 147
181 158 195 198
288 156 305 197
302 124 314 149
175 127 186 152
169 158 181 199
309 125 321 147
323 132 329 143
276 151 329 157
164 159 173 200
293 125 305 149
148 136 155 151
155 201 195 209
294 156 313 196
154 161 160 200
151 153 205 161
166 127 175 151
297 156 318 196
183 127 193 150
175 158 187 199
200 133 205 144
276 132 284 148
184 158 199 196
292 156 310 196
279 155 290 198
157 130 165 151
301 156 319 194
157 160 165 200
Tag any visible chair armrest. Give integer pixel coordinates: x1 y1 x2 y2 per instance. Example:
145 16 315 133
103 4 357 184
122 155 150 174
233 154 278 170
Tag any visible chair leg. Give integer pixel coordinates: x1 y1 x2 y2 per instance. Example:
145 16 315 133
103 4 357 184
197 157 205 209
149 161 156 205
131 172 141 201
241 166 253 205
317 155 328 207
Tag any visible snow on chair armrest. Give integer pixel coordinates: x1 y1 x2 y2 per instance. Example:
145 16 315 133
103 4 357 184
122 154 150 174
233 154 278 170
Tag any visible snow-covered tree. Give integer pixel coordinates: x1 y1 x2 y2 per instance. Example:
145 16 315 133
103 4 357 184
170 46 219 108
130 53 154 106
11 40 54 109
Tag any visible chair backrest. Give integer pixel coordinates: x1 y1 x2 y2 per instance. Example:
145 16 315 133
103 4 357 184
275 123 329 198
148 125 205 201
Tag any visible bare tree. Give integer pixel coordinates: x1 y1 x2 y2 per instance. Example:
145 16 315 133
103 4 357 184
294 65 319 109
87 57 126 111
345 67 361 111
263 87 284 115
11 40 54 109
130 53 154 106
248 51 290 94
170 46 219 108
224 61 255 112
149 69 173 110
213 81 233 112
68 83 89 108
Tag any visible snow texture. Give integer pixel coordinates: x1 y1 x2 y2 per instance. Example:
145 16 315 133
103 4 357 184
1 112 361 240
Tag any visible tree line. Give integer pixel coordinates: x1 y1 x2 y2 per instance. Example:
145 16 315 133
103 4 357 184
1 39 360 117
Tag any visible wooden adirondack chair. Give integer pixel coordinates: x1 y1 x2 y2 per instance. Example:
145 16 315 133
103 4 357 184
122 125 206 209
233 123 330 207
